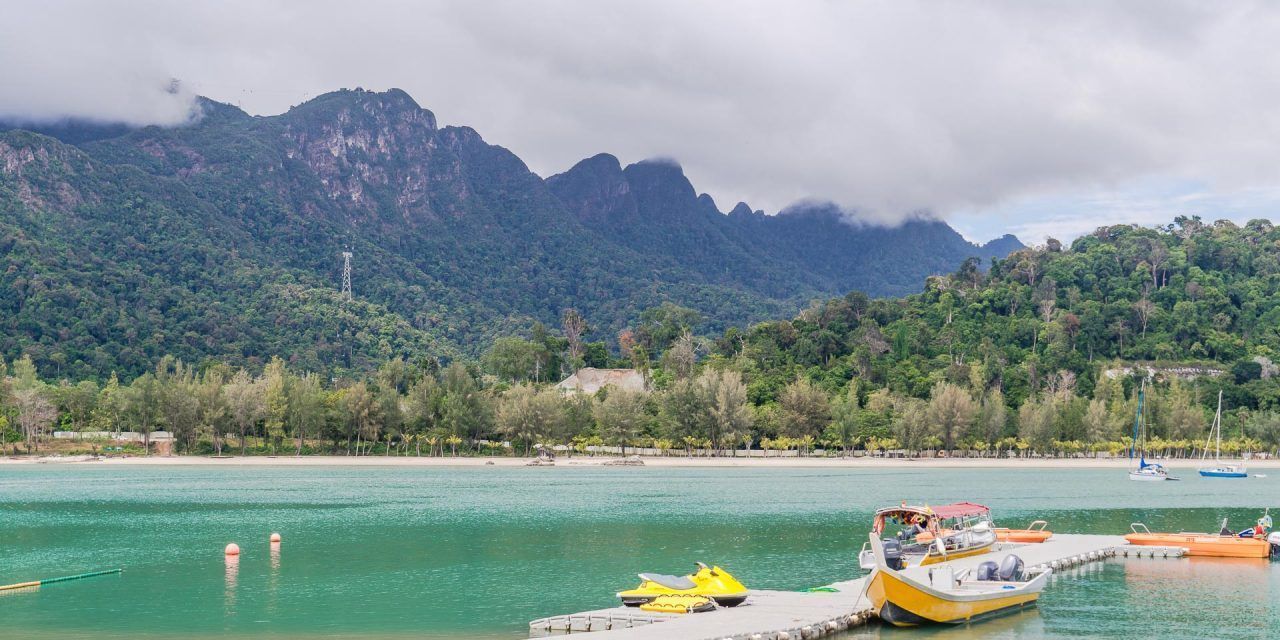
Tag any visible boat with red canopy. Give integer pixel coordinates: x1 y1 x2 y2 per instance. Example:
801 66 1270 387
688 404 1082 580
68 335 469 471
859 502 997 570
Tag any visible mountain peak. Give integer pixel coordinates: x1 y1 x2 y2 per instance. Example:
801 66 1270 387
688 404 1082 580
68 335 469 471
553 153 623 180
980 233 1024 255
696 193 719 214
194 97 251 124
284 87 437 132
547 153 634 222
622 158 696 205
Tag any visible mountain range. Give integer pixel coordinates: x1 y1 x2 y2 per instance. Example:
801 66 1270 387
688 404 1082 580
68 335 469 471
0 88 1020 379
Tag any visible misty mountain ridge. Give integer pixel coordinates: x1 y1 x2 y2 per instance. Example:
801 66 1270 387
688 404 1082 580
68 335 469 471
0 87 1021 379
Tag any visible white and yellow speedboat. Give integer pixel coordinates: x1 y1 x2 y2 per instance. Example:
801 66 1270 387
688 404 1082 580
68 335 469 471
857 502 997 570
865 533 1051 627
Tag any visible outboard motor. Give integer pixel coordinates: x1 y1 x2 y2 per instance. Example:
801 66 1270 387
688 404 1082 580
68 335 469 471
1268 532 1280 558
975 561 1000 581
882 538 906 570
998 554 1025 582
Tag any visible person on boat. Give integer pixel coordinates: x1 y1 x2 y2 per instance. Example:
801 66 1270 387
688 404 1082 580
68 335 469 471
911 514 928 535
1239 513 1270 538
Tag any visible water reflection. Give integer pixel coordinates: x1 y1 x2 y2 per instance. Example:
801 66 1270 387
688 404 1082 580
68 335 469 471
224 554 238 613
1123 557 1274 635
841 607 1046 639
268 540 281 614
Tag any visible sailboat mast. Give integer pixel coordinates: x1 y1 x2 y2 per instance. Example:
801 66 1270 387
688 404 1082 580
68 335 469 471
1202 390 1219 463
1215 390 1223 462
1131 382 1145 463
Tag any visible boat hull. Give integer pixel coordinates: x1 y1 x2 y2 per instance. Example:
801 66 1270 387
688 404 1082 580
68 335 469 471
877 597 1038 627
1128 470 1169 481
1198 468 1247 478
1124 533 1271 558
867 567 1044 627
994 529 1052 543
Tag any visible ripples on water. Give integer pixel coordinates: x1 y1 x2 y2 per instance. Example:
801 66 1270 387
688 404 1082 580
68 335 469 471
0 465 1276 638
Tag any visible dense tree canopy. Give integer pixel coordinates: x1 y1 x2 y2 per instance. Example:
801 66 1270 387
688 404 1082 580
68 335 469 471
3 217 1279 459
1 88 1016 381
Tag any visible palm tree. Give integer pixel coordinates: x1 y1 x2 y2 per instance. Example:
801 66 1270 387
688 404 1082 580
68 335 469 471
681 435 699 457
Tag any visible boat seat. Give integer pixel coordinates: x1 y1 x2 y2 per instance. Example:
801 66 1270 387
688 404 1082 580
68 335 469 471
638 573 697 590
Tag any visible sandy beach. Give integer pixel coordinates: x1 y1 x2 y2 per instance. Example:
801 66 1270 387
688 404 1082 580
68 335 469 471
3 454 1276 469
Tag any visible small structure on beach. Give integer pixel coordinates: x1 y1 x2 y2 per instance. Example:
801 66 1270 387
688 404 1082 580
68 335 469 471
555 368 646 395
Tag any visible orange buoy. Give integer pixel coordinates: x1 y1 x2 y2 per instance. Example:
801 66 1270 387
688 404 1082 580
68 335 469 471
269 532 281 543
225 543 241 556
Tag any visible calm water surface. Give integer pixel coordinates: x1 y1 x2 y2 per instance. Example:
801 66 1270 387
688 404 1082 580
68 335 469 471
1 465 1276 639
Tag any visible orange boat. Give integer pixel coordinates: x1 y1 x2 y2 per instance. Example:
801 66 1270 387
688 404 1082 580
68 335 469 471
1124 522 1273 558
922 520 1052 544
994 520 1053 543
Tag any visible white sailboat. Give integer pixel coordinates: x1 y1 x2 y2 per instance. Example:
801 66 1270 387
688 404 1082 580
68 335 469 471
1198 391 1247 478
1129 381 1177 481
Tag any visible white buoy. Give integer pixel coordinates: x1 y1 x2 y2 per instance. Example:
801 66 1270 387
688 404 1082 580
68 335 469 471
224 543 240 556
269 532 282 543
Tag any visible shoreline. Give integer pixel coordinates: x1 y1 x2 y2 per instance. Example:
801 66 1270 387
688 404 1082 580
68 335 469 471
3 454 1277 469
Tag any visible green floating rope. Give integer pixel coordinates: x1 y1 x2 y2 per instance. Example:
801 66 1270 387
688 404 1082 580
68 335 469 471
0 568 122 591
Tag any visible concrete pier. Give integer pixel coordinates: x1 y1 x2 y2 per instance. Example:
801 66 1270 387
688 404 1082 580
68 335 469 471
529 534 1187 639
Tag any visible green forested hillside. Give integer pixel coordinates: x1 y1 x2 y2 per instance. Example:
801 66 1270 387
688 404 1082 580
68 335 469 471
0 130 452 377
706 217 1280 453
1 88 1017 380
3 217 1278 459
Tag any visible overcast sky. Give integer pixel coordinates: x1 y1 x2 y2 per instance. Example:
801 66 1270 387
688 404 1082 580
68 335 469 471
4 1 1280 242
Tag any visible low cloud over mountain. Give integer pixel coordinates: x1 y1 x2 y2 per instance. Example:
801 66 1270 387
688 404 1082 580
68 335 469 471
5 2 1280 230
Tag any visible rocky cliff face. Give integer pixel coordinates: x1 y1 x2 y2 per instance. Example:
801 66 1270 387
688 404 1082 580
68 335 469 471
2 87 1023 377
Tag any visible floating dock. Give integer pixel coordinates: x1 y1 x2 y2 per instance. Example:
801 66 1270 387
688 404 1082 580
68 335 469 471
529 534 1186 639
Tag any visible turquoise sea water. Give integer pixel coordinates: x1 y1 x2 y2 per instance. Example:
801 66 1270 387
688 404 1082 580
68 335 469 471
0 465 1276 639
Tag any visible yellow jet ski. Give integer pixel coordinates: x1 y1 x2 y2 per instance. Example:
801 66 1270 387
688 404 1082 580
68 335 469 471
639 594 717 614
617 562 749 607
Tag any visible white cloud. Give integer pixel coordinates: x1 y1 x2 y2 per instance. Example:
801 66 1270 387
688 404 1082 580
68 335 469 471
4 1 1280 233
951 179 1280 244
